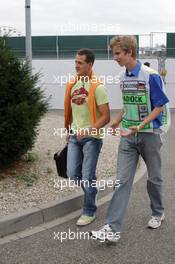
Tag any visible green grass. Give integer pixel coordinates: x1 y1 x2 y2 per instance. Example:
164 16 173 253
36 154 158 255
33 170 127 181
15 173 38 186
24 152 38 162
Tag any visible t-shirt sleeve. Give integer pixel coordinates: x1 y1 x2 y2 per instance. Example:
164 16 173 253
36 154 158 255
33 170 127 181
149 74 169 107
95 84 109 106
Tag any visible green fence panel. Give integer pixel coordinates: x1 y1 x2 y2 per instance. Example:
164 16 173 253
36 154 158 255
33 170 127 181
32 36 57 58
6 37 25 57
167 33 175 57
58 35 108 59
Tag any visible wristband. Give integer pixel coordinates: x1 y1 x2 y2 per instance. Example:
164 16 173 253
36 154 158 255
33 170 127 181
136 125 141 132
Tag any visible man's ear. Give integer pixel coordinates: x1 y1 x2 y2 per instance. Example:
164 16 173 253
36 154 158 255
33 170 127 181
88 62 93 70
128 49 133 57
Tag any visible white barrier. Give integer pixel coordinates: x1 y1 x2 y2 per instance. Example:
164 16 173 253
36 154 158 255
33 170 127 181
32 59 174 109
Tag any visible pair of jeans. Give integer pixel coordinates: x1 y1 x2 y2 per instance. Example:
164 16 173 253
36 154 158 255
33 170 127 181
67 135 103 216
105 132 164 232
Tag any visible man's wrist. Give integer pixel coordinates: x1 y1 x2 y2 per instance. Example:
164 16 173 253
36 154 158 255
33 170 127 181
136 123 145 131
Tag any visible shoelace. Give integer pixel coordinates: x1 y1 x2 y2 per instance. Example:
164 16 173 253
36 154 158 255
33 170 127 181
101 224 112 232
151 216 160 222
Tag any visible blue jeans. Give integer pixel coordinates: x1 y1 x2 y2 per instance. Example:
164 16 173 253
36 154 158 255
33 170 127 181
67 135 103 216
105 132 164 232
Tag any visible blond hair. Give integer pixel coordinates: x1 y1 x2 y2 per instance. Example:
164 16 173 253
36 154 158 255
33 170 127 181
110 35 137 58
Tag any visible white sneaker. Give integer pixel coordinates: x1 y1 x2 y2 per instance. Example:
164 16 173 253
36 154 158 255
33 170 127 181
76 214 96 226
90 224 120 243
148 214 165 229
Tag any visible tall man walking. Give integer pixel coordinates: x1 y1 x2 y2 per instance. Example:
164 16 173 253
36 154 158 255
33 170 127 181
90 36 170 242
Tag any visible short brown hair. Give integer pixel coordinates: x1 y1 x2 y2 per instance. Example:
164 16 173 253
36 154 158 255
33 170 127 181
77 49 95 65
110 35 137 58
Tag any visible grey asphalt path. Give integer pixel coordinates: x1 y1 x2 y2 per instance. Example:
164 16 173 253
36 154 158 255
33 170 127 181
0 114 174 264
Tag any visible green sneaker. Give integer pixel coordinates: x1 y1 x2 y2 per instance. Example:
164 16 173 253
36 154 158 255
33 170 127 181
76 214 96 226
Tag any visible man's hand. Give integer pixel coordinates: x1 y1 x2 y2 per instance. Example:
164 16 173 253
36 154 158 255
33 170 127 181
76 131 88 140
108 124 120 136
120 127 137 137
76 127 92 140
108 109 123 136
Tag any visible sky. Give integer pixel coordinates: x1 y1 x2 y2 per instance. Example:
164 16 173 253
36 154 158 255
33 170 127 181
1 0 175 39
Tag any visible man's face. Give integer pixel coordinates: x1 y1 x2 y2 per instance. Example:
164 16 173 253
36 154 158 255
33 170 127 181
112 46 131 67
75 54 92 76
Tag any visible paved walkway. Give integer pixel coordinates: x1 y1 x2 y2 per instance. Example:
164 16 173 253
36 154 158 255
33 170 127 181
0 114 174 264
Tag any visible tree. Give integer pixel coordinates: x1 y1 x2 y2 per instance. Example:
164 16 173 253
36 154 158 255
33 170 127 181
0 37 48 167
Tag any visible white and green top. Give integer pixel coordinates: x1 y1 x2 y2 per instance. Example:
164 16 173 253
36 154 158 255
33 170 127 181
119 62 170 133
